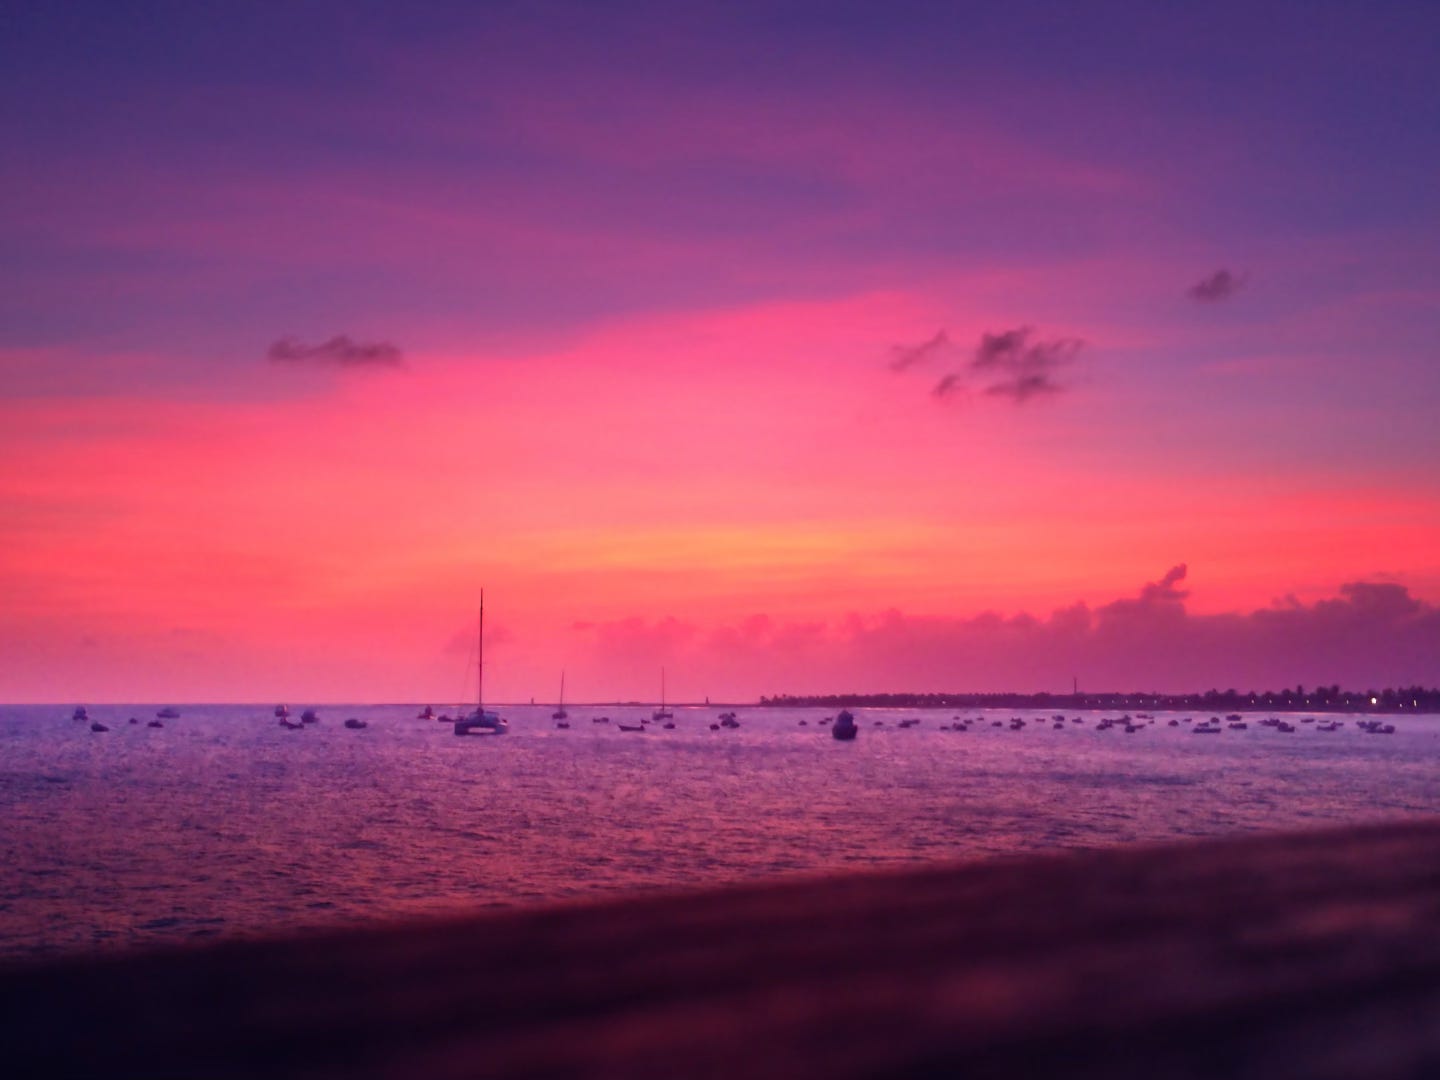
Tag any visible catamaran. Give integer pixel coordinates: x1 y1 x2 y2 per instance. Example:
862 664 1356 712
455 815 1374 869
454 592 508 736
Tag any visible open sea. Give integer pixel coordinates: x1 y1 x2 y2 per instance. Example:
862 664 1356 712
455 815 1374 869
2 703 1437 961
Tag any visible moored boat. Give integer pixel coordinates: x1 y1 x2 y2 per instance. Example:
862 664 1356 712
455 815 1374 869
652 668 673 722
552 671 568 721
832 709 858 741
453 593 508 736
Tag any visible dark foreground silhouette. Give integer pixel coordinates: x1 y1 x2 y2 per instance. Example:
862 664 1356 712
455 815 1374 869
4 820 1440 1078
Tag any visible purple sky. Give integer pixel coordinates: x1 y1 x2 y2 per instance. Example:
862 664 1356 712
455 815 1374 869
2 1 1438 701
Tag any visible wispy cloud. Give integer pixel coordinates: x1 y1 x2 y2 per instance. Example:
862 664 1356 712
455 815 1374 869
888 330 953 372
1188 269 1245 302
932 372 964 399
983 372 1063 402
893 325 1084 405
267 335 404 368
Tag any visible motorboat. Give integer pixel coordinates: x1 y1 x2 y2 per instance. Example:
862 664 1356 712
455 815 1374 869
301 709 319 724
274 705 289 719
832 709 858 741
156 707 181 719
343 717 367 730
72 706 89 722
418 705 435 720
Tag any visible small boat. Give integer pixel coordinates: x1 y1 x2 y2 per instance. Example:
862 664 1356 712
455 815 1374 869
301 709 319 724
556 720 570 729
418 705 436 720
156 707 181 719
552 671 568 721
128 717 138 725
832 709 858 741
662 721 675 729
453 593 508 736
89 721 108 733
147 719 164 728
653 669 674 722
343 717 367 730
618 723 647 733
72 706 89 722
274 705 289 719
592 716 610 724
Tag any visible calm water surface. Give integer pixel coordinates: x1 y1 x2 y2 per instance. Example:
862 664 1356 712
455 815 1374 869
2 704 1437 959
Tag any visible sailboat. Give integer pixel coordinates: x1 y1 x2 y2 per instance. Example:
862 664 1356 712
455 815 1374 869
552 671 568 721
652 668 674 723
454 592 508 736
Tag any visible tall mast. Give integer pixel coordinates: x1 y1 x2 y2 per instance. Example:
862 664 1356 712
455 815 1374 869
477 590 485 711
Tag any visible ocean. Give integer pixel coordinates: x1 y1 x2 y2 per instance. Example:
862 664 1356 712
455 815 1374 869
2 703 1437 961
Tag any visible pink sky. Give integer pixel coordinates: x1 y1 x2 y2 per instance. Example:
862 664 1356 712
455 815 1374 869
2 3 1438 702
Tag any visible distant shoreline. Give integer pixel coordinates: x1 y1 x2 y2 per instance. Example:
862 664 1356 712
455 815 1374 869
758 688 1440 714
9 689 1440 714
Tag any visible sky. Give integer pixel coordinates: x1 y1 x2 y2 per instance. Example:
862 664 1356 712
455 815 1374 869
3 0 1439 703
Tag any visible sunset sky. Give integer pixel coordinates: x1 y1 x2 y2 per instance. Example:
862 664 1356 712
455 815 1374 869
3 1 1438 703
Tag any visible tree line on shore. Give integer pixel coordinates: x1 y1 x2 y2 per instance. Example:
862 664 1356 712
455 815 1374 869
757 685 1440 713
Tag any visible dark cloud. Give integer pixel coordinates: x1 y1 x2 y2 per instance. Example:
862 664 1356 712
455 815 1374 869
932 373 964 398
830 569 1439 693
970 326 1083 403
1147 563 1189 603
888 325 1085 406
973 327 1033 369
983 372 1062 402
972 326 1084 376
267 335 404 367
565 571 1440 699
889 330 952 372
1188 269 1245 302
